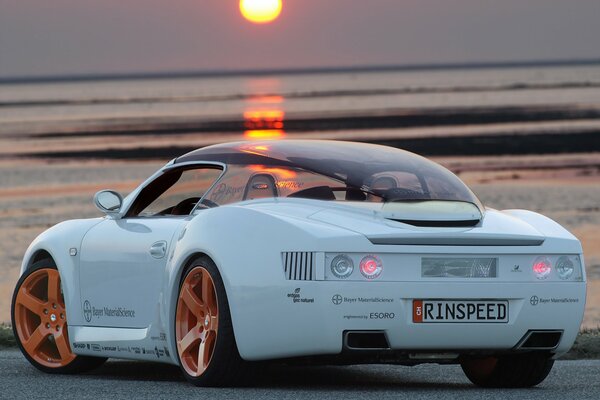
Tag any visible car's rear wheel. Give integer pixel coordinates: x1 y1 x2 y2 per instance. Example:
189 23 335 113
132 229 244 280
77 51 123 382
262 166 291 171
461 353 554 388
175 256 256 386
11 260 107 374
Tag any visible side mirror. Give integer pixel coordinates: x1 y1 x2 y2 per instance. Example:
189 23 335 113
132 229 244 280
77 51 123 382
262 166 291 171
94 190 123 217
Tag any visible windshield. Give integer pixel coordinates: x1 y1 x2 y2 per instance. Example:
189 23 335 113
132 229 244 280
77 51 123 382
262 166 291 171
177 141 482 209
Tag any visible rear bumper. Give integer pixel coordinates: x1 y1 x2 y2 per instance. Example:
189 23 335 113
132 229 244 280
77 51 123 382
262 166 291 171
231 281 586 361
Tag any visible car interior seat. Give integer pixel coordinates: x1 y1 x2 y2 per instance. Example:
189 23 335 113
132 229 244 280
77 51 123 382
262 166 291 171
243 173 278 200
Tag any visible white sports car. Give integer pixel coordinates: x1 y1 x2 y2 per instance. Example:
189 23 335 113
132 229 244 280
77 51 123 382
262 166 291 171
12 140 586 387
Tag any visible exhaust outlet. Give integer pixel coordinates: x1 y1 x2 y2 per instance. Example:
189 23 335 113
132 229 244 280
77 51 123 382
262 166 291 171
344 331 390 350
516 330 563 350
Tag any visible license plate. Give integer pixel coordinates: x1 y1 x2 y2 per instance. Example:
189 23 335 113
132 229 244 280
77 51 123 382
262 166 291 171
413 300 508 323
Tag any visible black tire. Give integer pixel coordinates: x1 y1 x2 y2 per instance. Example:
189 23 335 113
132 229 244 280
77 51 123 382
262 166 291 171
461 353 555 388
11 259 107 374
175 256 261 387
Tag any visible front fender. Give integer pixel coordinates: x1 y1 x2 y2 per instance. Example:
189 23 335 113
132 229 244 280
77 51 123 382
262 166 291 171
20 218 104 326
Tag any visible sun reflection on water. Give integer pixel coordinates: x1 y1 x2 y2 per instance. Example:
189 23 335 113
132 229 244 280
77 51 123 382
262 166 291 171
243 80 286 140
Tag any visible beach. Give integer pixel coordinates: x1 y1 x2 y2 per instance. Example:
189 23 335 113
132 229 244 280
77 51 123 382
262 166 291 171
0 64 598 327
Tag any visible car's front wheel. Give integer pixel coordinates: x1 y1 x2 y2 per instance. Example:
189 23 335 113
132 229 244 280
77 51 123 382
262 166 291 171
461 353 554 388
11 260 107 374
175 256 255 386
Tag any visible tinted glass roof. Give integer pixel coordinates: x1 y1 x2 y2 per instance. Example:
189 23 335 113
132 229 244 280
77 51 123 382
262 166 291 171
176 140 481 207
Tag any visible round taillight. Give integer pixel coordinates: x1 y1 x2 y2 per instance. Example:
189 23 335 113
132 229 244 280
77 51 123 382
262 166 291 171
360 255 383 280
532 256 552 280
556 256 574 280
330 254 354 279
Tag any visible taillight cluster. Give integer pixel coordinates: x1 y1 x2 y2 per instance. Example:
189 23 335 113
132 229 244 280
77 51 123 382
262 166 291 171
327 254 383 280
532 255 580 280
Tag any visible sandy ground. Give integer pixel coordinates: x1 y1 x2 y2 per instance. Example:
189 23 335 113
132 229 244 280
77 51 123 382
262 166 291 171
0 157 598 328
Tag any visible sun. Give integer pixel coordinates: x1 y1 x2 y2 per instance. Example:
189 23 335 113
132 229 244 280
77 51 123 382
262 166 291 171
239 0 282 24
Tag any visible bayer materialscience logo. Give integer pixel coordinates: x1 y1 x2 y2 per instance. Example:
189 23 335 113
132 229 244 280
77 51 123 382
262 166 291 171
83 300 92 322
530 296 539 306
332 294 343 305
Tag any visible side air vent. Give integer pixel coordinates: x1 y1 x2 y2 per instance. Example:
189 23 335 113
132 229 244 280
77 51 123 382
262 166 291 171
282 252 316 281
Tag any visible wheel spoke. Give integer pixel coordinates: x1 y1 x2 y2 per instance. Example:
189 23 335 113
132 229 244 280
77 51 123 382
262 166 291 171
210 315 219 331
16 288 46 317
177 266 220 377
54 330 71 360
24 326 48 353
178 325 201 354
47 270 61 304
198 330 215 373
201 270 216 314
181 284 205 317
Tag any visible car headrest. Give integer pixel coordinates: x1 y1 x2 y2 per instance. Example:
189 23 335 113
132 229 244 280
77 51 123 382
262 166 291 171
243 173 278 200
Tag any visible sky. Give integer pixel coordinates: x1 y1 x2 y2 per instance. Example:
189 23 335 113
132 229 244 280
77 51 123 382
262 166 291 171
1 0 600 78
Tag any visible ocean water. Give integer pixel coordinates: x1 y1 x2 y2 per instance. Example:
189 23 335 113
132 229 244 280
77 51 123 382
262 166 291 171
1 65 600 126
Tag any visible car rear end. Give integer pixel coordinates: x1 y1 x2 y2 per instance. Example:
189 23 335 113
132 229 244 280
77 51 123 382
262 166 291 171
314 250 585 360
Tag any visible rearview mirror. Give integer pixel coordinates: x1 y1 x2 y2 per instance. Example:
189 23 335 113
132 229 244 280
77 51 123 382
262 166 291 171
94 190 123 217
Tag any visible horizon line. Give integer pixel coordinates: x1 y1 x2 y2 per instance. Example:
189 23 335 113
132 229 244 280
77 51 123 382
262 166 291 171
1 57 600 85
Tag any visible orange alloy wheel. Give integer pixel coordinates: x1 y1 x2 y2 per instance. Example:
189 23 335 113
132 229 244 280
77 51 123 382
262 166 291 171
176 266 219 377
13 268 76 368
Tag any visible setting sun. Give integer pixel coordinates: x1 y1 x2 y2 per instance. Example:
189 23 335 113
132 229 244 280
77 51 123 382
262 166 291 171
239 0 282 24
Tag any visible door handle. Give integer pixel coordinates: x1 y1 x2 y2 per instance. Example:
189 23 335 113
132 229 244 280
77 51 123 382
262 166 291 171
149 241 167 259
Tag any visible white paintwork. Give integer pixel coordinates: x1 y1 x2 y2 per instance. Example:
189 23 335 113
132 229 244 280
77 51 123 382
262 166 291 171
19 156 586 367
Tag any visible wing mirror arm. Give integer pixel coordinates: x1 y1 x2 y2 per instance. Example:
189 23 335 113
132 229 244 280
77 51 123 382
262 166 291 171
93 190 124 219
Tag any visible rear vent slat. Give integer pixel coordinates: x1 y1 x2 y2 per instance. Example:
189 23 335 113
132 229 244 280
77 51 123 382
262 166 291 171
282 252 316 281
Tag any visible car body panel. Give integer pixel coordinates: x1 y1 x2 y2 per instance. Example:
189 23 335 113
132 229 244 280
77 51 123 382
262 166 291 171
16 141 586 367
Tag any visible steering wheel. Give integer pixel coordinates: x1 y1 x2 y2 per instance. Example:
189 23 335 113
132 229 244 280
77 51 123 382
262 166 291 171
195 198 219 210
170 197 201 215
329 187 367 201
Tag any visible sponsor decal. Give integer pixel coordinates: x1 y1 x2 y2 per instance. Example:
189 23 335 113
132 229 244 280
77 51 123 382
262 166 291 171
102 346 117 352
210 183 244 204
511 265 522 273
131 347 142 355
530 295 579 306
331 294 394 305
73 342 86 350
91 344 101 352
343 314 367 320
154 346 166 358
163 346 170 357
143 348 157 356
83 301 136 320
530 296 539 306
276 181 304 190
83 300 92 322
369 312 395 319
343 312 396 320
151 333 167 342
287 288 315 304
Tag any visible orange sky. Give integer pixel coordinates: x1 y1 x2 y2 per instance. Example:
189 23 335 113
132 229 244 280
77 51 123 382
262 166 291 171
1 0 599 77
